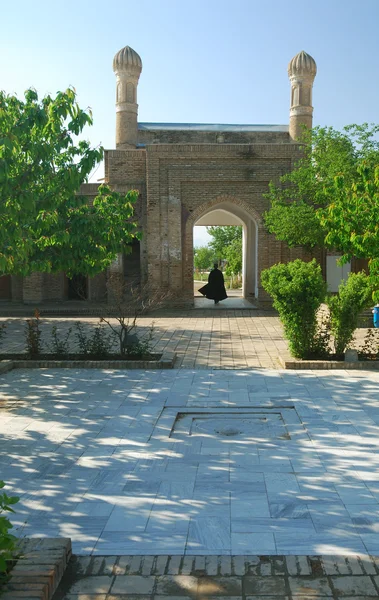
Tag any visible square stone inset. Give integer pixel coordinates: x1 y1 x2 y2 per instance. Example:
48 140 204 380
149 406 308 444
172 411 290 441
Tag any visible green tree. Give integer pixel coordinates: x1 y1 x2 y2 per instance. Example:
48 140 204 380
224 239 242 276
207 226 242 261
0 87 140 276
320 165 379 277
194 246 215 272
264 124 379 250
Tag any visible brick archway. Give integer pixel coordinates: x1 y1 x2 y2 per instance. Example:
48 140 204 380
186 195 262 229
183 196 264 302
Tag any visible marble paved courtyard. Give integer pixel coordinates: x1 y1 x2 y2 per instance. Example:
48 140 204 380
2 367 379 556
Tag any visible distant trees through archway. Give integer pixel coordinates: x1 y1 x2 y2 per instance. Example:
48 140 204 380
193 203 245 300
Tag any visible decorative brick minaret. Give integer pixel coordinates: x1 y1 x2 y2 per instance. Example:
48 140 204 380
288 50 317 141
113 45 142 148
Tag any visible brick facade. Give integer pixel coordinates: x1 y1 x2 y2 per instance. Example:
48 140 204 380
101 135 322 306
7 48 324 307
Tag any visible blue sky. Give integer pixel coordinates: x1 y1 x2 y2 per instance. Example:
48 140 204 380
2 0 378 246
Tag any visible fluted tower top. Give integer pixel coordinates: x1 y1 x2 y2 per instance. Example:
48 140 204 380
288 51 317 141
113 45 142 73
113 45 142 148
288 50 317 78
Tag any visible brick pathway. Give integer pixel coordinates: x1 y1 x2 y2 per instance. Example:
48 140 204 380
53 554 379 599
0 309 289 369
1 310 376 599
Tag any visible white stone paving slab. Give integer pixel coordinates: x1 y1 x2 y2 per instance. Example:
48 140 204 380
2 367 379 555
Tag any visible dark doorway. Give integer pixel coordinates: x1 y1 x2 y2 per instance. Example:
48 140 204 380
0 276 11 300
124 239 141 285
66 275 88 300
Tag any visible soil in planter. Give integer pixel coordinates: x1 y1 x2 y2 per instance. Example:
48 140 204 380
302 353 345 361
298 352 379 362
0 353 162 361
358 353 379 361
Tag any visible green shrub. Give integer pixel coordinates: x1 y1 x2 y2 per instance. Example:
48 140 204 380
0 481 19 575
24 309 43 358
74 321 90 355
87 324 115 357
74 321 115 358
124 324 155 357
48 325 72 357
261 259 326 359
326 272 372 355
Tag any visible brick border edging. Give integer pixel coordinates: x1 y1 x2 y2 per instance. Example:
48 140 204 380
278 356 379 370
65 553 379 578
55 553 379 598
1 537 72 600
0 352 176 373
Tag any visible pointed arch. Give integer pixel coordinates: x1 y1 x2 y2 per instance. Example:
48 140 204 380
186 194 262 229
184 195 263 301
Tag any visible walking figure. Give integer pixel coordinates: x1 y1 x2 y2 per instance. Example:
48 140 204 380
199 263 228 305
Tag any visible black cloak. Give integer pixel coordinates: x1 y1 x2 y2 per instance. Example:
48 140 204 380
198 268 228 302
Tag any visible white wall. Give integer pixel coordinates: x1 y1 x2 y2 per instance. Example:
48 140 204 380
326 255 351 292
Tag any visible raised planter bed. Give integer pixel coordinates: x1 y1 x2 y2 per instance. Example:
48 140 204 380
0 351 176 372
0 537 71 600
278 356 379 370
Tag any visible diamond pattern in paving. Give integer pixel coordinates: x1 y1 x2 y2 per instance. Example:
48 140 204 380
2 367 379 556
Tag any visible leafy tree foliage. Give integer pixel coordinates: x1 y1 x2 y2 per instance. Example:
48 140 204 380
0 88 140 276
264 124 379 251
193 246 215 272
207 226 242 260
224 239 242 275
207 226 243 275
320 165 379 274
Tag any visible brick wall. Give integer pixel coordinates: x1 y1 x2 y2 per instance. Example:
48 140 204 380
10 276 23 302
18 133 318 307
138 128 290 145
139 142 307 304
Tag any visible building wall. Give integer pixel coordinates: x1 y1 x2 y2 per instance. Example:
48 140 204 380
138 129 290 146
136 141 309 305
11 136 323 307
87 138 319 307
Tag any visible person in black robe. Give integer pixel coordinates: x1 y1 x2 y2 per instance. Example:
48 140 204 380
199 263 228 304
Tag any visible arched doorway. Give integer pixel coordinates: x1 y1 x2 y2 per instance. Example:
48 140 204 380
194 210 244 298
64 274 88 300
184 198 260 304
0 275 11 300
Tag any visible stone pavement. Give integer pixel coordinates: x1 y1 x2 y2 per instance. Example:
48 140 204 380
53 553 379 599
2 367 379 557
0 307 370 369
0 310 288 368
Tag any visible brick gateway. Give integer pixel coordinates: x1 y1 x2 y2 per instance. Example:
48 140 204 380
9 48 326 306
